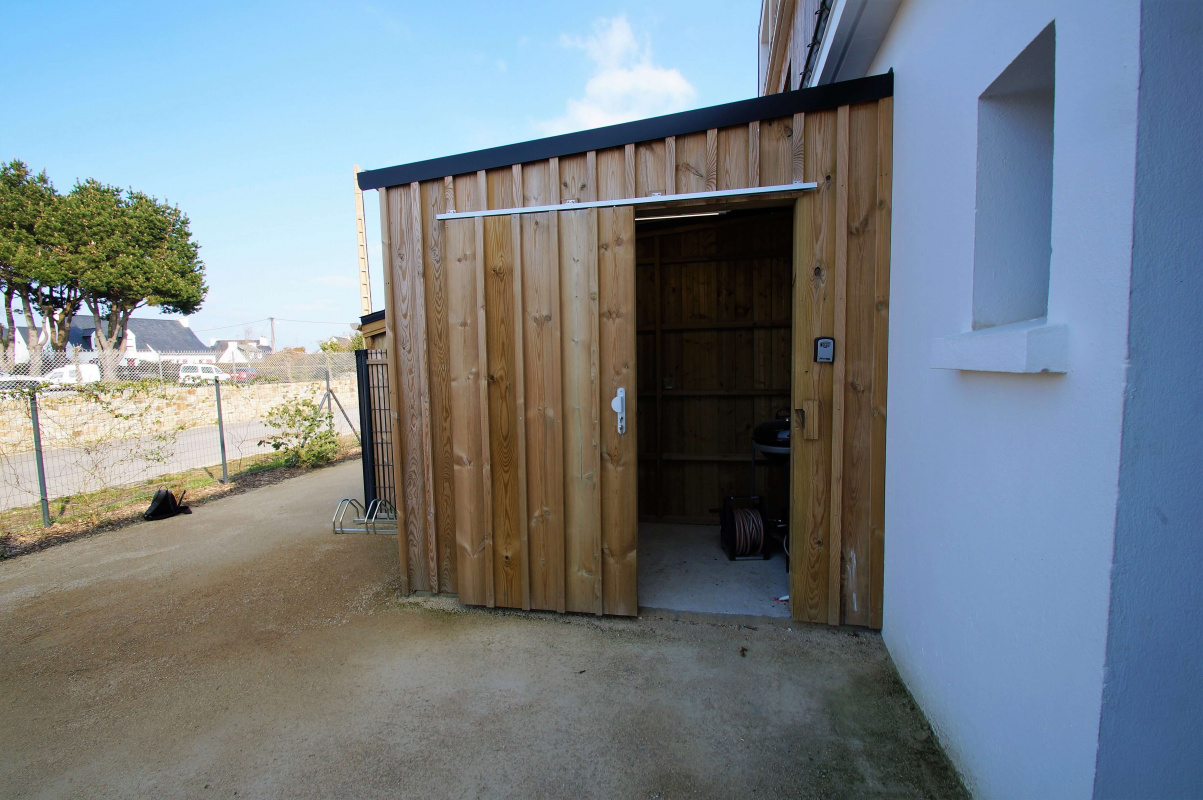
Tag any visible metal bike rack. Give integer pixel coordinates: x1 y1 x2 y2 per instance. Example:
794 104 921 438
332 498 367 534
365 499 398 535
332 498 398 535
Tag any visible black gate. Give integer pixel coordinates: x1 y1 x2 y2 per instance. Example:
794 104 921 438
355 349 395 508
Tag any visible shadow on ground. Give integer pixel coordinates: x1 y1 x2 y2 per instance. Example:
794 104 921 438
0 460 965 799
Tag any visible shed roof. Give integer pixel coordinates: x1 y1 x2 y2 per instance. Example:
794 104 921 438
357 72 892 192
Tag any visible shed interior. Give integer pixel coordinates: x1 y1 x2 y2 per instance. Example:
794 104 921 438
634 206 794 616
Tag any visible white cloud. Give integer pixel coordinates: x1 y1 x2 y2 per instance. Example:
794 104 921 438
538 16 696 136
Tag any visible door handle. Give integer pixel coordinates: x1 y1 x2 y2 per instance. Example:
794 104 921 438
611 388 626 435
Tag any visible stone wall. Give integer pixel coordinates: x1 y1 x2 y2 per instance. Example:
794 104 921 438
0 378 358 453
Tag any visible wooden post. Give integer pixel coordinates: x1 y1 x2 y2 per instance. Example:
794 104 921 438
378 187 411 595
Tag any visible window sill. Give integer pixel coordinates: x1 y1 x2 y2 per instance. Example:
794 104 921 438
930 318 1068 374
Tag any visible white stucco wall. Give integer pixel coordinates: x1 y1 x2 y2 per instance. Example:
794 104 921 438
866 2 1141 797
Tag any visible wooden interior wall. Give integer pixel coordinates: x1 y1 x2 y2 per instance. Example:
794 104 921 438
377 98 890 627
636 210 794 523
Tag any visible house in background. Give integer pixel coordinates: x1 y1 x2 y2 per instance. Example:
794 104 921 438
762 0 1200 797
209 337 272 364
67 314 214 364
7 326 41 365
9 315 213 366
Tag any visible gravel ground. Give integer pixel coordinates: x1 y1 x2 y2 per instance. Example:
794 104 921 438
0 460 965 799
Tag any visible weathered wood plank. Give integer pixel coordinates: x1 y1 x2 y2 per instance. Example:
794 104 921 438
408 181 440 593
378 187 410 595
483 170 523 607
474 171 495 608
393 185 431 593
559 153 591 204
624 143 636 198
748 121 761 187
512 164 531 611
522 209 567 612
792 113 806 183
869 96 892 631
559 208 602 614
827 105 850 626
596 147 625 202
674 132 708 195
420 180 458 593
636 140 666 197
717 125 749 191
790 108 837 624
664 136 677 195
453 173 480 218
759 116 793 187
445 207 489 606
586 150 598 203
598 205 638 616
705 128 718 192
522 160 552 207
840 102 878 627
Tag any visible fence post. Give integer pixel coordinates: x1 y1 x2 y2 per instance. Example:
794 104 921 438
214 378 229 483
29 391 51 528
355 349 376 507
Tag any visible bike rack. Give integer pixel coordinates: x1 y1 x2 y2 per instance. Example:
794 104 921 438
365 499 398 535
332 498 398 535
332 498 367 534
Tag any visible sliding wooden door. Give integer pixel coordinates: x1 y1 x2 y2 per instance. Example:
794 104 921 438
443 203 638 616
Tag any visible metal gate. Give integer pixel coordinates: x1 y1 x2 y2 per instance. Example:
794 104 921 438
355 348 395 508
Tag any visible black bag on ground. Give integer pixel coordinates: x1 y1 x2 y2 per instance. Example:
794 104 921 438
144 489 191 521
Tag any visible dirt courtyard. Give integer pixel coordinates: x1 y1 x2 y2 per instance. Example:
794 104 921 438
0 461 964 799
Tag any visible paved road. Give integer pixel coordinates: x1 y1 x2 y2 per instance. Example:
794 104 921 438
0 414 357 512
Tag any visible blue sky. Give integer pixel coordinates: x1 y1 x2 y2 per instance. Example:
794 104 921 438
1 1 759 349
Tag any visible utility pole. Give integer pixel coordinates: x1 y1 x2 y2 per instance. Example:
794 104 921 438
269 317 276 353
353 165 372 316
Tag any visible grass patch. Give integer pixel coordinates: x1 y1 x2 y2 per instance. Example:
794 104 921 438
1 436 360 560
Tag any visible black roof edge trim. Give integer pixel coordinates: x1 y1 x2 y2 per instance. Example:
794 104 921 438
358 72 892 191
360 310 385 326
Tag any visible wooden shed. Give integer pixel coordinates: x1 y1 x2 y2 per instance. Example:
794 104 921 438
357 73 893 628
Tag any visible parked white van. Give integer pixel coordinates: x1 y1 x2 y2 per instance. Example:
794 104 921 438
178 364 229 385
43 363 101 386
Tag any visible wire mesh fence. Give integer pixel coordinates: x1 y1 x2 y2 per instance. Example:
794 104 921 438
0 351 360 542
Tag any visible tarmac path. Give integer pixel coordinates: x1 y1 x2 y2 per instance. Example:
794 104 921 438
0 460 966 799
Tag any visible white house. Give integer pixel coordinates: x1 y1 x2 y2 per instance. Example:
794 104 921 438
68 314 213 363
761 0 1201 796
209 337 272 365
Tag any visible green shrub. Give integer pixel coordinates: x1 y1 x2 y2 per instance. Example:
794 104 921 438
259 397 340 467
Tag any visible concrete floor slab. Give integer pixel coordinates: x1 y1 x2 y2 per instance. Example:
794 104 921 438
639 522 791 617
0 460 964 799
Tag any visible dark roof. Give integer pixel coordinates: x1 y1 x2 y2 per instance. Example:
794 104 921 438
357 72 893 191
69 314 209 352
360 310 385 326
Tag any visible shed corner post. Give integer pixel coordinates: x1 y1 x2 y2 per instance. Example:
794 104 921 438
379 185 412 595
